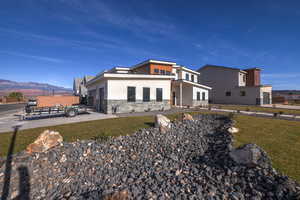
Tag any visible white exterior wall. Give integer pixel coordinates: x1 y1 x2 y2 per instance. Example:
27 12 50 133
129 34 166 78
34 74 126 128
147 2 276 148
176 68 199 83
107 79 171 100
193 87 209 101
238 72 246 86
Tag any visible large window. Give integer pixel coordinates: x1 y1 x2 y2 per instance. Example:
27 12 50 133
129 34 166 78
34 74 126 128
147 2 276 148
202 92 206 101
160 70 166 75
143 87 150 102
191 75 194 82
156 88 163 102
127 87 136 102
197 92 200 101
185 73 189 81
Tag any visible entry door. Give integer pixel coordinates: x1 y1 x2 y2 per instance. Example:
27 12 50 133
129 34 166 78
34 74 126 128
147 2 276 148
263 92 270 104
99 88 105 112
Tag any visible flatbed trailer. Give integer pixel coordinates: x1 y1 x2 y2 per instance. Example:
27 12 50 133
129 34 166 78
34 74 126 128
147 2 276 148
21 105 88 120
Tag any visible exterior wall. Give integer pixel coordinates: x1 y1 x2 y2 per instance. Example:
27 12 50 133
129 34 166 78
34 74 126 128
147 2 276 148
86 79 107 111
260 86 272 105
192 86 209 106
199 68 240 103
106 100 170 114
106 79 172 113
132 63 173 75
245 69 261 86
171 83 209 107
238 72 246 87
132 64 150 74
149 63 173 75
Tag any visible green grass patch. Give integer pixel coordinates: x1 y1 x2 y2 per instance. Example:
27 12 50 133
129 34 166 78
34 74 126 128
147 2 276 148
1 111 300 182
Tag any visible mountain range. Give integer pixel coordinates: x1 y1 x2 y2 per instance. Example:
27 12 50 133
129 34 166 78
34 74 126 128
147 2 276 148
0 79 72 97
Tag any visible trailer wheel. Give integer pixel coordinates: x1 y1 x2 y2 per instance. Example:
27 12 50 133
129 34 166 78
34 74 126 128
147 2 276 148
66 108 77 117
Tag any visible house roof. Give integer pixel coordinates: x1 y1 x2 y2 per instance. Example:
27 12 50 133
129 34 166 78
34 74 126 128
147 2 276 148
173 79 212 90
198 64 247 73
131 59 176 70
84 75 95 82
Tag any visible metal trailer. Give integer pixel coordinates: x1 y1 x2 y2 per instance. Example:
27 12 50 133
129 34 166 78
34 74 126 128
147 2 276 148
20 104 88 120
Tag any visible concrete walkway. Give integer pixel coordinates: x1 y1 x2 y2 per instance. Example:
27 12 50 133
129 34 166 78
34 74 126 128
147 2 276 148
262 104 300 110
0 111 117 133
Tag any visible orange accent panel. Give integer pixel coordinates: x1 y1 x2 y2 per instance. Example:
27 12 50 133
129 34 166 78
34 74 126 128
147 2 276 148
149 64 173 74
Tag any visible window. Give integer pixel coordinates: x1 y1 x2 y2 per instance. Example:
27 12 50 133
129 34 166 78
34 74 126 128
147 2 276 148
240 91 246 96
243 75 246 82
127 87 136 102
143 87 150 102
160 70 166 75
156 88 163 102
226 91 231 96
197 92 201 101
191 75 194 82
154 68 159 73
185 73 189 81
202 92 206 100
166 71 171 75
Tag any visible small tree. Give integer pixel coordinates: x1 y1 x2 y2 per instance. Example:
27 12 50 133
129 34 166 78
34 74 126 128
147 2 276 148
8 92 23 101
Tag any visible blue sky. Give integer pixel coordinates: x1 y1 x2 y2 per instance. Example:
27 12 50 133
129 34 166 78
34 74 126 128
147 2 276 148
1 0 300 89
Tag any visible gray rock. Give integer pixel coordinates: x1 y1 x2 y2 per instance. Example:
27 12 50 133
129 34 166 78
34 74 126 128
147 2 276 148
229 144 270 168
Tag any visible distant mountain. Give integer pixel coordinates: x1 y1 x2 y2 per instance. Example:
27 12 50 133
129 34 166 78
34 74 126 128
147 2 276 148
273 90 300 95
0 79 72 97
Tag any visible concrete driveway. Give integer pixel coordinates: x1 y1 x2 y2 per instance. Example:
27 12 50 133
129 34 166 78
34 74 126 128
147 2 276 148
0 111 117 133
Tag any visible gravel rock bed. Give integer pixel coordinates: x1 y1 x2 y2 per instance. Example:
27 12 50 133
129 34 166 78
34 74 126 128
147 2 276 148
0 114 300 199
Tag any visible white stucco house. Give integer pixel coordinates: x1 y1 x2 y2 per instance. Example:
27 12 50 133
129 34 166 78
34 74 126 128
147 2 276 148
85 60 211 114
197 65 272 105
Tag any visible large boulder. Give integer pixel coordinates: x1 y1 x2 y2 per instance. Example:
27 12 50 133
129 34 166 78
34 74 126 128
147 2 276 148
229 144 270 168
227 127 239 134
181 113 194 121
26 130 63 154
155 114 171 133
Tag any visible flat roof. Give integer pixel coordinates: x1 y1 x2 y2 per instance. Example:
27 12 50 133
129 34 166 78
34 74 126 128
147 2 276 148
198 64 247 73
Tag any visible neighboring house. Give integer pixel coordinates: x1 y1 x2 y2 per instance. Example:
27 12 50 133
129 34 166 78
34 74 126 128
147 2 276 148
86 59 211 114
197 65 272 105
73 75 95 103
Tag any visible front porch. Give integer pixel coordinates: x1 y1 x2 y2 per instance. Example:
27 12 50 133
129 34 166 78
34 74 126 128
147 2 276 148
171 80 211 108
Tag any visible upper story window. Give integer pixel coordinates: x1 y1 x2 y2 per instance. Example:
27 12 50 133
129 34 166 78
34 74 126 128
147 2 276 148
191 75 194 82
154 68 159 73
243 74 246 82
185 73 189 81
160 70 166 75
226 91 231 96
166 71 171 75
127 87 136 102
240 91 246 96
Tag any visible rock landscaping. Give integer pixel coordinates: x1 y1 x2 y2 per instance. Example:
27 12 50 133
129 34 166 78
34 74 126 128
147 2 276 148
0 114 300 199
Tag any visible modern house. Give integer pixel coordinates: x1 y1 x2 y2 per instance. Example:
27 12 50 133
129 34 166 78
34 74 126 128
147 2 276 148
85 59 211 114
73 75 95 103
197 65 272 105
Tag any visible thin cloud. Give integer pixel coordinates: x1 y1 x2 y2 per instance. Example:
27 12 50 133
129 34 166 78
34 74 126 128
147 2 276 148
0 51 64 63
